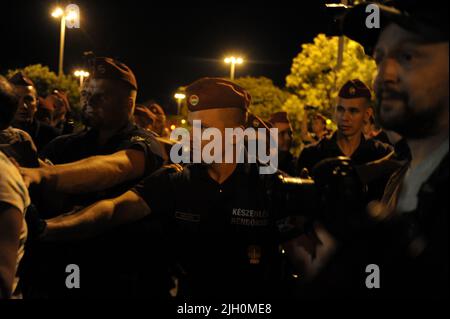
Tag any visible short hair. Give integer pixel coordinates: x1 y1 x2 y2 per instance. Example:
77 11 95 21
0 76 19 130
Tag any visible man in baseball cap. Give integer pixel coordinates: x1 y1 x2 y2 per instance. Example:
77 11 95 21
334 0 448 297
342 0 448 55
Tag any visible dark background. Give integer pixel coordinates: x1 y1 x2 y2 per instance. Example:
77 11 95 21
1 0 342 113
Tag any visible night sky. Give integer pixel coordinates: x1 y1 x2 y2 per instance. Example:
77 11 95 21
1 0 339 114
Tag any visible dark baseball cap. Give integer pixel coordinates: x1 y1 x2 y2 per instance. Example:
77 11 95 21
343 0 449 54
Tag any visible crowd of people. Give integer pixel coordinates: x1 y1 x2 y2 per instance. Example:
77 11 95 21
0 0 448 299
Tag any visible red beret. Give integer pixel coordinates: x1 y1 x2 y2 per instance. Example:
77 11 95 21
269 112 290 125
89 57 137 90
314 113 328 124
247 113 273 130
186 77 251 112
148 103 165 117
338 79 371 100
134 104 157 121
9 72 35 87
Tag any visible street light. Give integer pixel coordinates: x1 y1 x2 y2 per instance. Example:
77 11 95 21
51 6 79 78
74 70 90 87
224 56 244 80
174 93 186 115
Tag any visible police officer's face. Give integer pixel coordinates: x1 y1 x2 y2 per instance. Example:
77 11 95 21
14 86 38 123
273 122 293 152
373 23 449 139
81 79 132 130
187 108 246 162
335 97 370 138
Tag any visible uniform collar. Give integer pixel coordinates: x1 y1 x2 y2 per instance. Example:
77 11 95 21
329 131 369 157
192 162 256 185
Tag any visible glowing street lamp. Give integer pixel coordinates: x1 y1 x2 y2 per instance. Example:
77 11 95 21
174 93 186 115
74 70 89 87
224 56 244 80
51 5 80 77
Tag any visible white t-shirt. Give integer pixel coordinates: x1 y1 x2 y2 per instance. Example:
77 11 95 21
397 139 449 213
0 151 30 298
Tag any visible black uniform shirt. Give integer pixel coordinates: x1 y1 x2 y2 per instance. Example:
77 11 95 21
29 122 165 299
298 132 393 173
297 132 394 202
40 122 163 212
133 163 285 298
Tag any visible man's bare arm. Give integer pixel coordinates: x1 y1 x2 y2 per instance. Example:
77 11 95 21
44 190 151 242
21 149 146 193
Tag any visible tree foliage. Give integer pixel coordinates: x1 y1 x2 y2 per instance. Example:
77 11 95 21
234 76 291 119
286 34 377 116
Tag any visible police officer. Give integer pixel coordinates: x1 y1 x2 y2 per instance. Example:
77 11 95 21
20 57 166 299
21 57 164 216
343 0 449 298
38 78 299 299
9 72 60 152
269 111 297 176
297 79 393 175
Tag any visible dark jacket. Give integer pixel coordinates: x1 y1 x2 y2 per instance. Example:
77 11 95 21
374 153 449 298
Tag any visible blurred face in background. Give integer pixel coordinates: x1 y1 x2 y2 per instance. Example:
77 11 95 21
51 93 68 125
273 122 293 152
311 117 326 136
14 85 38 124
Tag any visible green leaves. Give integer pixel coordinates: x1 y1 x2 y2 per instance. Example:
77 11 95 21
286 34 376 115
234 76 291 120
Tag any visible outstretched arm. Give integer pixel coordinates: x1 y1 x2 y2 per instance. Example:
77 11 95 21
21 149 146 194
44 190 151 242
